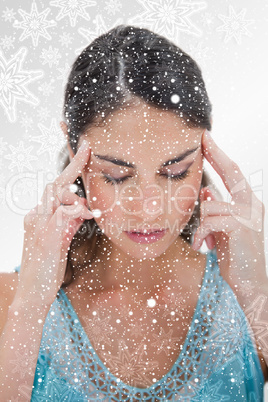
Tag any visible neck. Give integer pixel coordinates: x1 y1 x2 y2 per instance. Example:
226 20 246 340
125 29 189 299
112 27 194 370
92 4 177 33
77 235 199 294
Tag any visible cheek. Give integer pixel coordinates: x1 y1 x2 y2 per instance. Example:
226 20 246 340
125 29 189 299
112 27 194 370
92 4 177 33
87 179 115 211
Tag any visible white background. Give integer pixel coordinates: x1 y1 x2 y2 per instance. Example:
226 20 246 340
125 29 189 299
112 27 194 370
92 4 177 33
0 0 268 397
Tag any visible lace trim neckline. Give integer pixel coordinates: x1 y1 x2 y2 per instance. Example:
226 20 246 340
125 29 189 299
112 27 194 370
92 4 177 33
58 250 215 392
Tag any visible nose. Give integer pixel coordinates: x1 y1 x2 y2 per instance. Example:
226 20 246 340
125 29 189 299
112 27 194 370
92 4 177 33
119 179 164 219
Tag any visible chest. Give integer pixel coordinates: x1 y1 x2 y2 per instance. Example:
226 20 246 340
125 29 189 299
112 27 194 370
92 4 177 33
63 284 201 388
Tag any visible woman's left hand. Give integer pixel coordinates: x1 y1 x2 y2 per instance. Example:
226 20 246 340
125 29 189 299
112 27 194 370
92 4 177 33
192 130 267 301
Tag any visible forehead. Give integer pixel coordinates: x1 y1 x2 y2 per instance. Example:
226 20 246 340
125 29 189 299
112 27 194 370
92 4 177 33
85 102 202 154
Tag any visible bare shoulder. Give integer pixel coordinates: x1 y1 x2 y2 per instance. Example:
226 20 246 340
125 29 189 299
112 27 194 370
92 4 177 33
0 271 19 334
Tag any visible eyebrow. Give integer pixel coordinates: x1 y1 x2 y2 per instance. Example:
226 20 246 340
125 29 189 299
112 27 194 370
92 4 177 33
94 146 199 169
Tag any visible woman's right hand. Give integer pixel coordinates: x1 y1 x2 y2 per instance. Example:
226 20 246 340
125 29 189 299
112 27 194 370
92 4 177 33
15 139 94 306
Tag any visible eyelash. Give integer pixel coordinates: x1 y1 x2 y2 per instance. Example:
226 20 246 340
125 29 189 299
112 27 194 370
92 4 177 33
102 169 190 185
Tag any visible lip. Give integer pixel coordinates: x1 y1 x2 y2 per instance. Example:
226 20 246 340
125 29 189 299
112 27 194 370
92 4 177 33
124 229 168 244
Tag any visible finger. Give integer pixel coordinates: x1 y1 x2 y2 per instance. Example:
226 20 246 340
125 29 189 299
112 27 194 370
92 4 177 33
200 188 261 231
37 183 87 223
201 200 248 219
54 140 91 188
192 216 239 250
199 186 217 206
205 233 216 249
46 204 94 244
55 185 88 207
199 187 217 249
202 131 253 204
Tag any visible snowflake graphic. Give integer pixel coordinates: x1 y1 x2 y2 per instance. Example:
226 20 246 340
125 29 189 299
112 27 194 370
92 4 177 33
244 294 268 359
0 35 15 51
103 340 159 387
104 0 123 16
31 118 66 162
160 291 186 319
229 369 244 388
82 314 115 346
0 173 5 186
13 1 56 48
239 281 255 297
2 7 16 22
118 302 135 319
37 106 51 122
152 327 180 355
59 32 73 47
18 383 33 400
0 47 43 123
4 141 37 173
38 80 54 97
128 0 207 40
20 115 34 130
206 300 255 372
188 42 210 65
94 13 124 34
217 5 254 45
49 0 97 27
32 378 82 401
15 176 38 198
56 62 72 85
0 138 8 156
191 379 230 401
78 14 123 56
9 349 36 379
40 45 61 68
8 398 19 402
201 11 214 27
20 130 30 142
129 319 145 337
0 187 5 205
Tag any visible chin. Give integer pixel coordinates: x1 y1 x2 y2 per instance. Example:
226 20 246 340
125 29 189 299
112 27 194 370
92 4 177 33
122 247 167 260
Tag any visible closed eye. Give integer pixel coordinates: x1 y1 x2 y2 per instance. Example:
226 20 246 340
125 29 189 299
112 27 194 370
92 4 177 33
102 175 132 185
159 170 190 181
102 169 190 185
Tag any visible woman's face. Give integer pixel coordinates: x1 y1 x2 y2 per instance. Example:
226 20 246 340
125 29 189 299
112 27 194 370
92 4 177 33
81 101 205 260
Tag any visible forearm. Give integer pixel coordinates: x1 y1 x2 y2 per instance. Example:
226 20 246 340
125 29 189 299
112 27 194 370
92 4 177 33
0 298 51 400
236 281 268 367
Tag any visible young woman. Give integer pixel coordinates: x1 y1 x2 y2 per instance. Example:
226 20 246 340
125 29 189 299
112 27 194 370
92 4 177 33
0 25 267 401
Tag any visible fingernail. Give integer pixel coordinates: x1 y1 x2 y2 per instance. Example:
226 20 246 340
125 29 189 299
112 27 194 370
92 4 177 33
80 140 89 151
86 210 94 218
205 130 212 140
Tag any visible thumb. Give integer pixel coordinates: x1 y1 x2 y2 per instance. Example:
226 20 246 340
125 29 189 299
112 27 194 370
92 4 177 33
200 186 217 250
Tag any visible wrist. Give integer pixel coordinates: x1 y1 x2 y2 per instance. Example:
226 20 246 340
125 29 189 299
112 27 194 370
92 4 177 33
9 295 53 318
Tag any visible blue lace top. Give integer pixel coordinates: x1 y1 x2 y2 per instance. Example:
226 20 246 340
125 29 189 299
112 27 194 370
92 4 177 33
13 249 264 401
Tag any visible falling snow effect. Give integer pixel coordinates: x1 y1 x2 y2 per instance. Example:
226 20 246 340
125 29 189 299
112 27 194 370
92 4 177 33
1 2 268 400
11 252 265 399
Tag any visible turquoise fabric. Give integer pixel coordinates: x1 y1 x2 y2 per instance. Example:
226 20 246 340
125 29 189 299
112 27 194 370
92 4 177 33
13 249 265 401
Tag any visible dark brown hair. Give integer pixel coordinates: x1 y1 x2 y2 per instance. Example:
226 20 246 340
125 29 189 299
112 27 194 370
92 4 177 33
58 24 213 287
